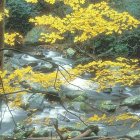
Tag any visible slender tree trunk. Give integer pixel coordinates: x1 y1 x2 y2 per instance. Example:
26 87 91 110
0 0 5 70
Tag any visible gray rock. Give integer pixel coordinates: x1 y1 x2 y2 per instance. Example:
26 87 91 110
74 57 92 65
72 95 87 102
25 62 38 67
60 124 87 132
32 126 49 137
14 131 26 140
103 88 112 94
68 101 92 112
122 95 140 107
22 82 60 101
67 131 81 138
24 26 49 45
66 48 76 58
98 128 108 136
132 87 140 95
34 62 54 73
99 100 117 112
126 130 140 138
28 93 45 110
90 132 96 136
21 93 45 110
4 50 14 57
63 90 87 99
27 82 47 93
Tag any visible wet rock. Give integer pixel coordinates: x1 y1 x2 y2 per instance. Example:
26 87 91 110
74 57 92 65
57 114 70 122
24 62 38 67
66 48 76 58
60 124 87 132
25 82 47 93
126 130 140 138
4 50 14 57
21 93 45 110
21 54 39 62
28 94 45 110
132 87 140 95
118 138 130 140
98 128 108 136
0 135 14 140
11 58 27 69
80 102 92 112
121 95 140 108
62 90 87 100
90 132 96 136
4 61 14 72
0 130 14 140
72 95 87 102
24 26 49 45
46 87 60 101
62 133 69 139
100 100 117 112
33 54 46 59
103 88 112 94
14 131 27 140
22 82 60 101
32 126 49 137
34 62 54 73
13 123 34 140
67 131 81 138
68 101 92 112
82 73 93 79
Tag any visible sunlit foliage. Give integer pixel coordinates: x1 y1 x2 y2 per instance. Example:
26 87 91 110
0 9 9 21
74 57 140 91
4 32 23 46
0 57 139 107
26 0 140 43
88 113 140 126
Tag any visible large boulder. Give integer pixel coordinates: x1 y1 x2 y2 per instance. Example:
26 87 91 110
60 124 87 132
62 90 87 100
99 100 117 112
32 126 49 137
132 87 140 95
21 93 45 110
126 130 140 138
33 62 55 73
24 26 49 45
67 131 81 138
68 101 92 112
66 48 76 58
121 95 140 108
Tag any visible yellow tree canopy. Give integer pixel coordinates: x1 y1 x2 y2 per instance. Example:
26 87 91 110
26 0 140 43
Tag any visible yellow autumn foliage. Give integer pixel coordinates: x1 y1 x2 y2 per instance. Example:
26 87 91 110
0 9 9 21
0 57 139 107
26 0 140 43
88 113 140 126
4 32 23 46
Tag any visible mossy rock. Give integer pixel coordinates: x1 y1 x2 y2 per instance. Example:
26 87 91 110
126 130 140 138
24 26 50 45
67 131 81 138
72 95 87 102
100 100 117 112
122 95 140 108
32 126 49 137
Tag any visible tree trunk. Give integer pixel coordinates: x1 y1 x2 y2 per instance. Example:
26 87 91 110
0 0 5 70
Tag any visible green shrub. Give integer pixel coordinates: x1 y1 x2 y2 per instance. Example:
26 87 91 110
6 0 41 34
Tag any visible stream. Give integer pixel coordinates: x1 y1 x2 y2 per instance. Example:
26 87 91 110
1 48 140 138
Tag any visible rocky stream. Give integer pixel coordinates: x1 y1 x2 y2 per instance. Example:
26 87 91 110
1 47 140 140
